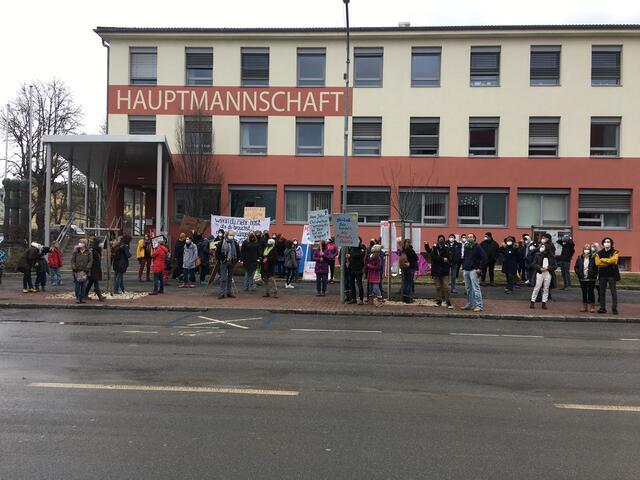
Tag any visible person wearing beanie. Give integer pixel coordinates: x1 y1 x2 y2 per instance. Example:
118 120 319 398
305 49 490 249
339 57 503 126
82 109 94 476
500 236 520 294
595 237 620 315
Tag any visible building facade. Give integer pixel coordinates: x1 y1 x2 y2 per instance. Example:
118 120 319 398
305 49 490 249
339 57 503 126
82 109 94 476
96 25 640 270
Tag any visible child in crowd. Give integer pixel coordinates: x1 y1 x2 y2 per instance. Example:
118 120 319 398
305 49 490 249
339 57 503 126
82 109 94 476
34 247 50 292
48 242 63 286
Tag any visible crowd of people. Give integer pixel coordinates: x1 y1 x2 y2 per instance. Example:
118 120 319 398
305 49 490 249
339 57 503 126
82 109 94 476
8 228 623 314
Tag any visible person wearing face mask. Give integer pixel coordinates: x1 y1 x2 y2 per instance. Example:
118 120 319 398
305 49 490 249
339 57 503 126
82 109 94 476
454 234 467 292
261 237 278 298
525 240 539 286
447 234 462 294
590 242 601 304
430 235 454 308
71 239 92 304
112 235 131 294
518 234 531 283
462 233 488 312
556 234 575 290
500 236 520 294
172 232 187 283
399 238 419 304
595 237 620 315
480 232 499 287
530 242 557 309
181 236 199 289
241 232 262 292
574 243 598 313
216 230 240 298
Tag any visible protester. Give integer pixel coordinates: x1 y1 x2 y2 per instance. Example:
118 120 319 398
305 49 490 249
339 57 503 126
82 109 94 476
398 238 418 304
172 232 187 282
520 234 532 284
197 236 211 286
574 243 598 313
313 240 330 297
326 238 339 284
208 229 225 285
595 237 620 315
462 233 487 312
240 232 261 292
84 238 106 301
366 244 384 307
293 241 303 283
181 236 198 288
556 234 575 290
112 235 131 294
529 242 557 309
71 239 92 304
48 242 63 286
149 237 168 295
430 235 453 308
480 232 499 286
136 234 153 282
260 237 278 298
275 234 287 278
500 236 520 294
347 238 366 305
525 240 539 287
33 246 50 292
590 242 601 304
448 234 461 294
17 242 40 293
0 247 6 285
217 230 240 298
284 241 298 289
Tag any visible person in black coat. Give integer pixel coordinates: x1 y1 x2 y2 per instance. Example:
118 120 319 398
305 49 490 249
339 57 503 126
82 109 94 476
480 232 500 286
556 234 575 289
529 244 557 309
447 234 462 294
400 238 419 304
595 237 621 315
112 235 131 294
574 243 598 313
499 236 521 294
17 243 41 293
347 239 367 305
430 235 454 308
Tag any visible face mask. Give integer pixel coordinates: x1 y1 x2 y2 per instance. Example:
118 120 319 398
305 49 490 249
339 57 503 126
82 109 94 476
529 245 536 251
524 237 530 242
604 242 612 249
506 241 513 246
228 236 235 240
484 236 489 241
78 243 86 249
591 247 597 253
449 237 455 242
540 246 546 253
186 240 191 245
461 238 467 244
584 250 591 255
541 238 547 244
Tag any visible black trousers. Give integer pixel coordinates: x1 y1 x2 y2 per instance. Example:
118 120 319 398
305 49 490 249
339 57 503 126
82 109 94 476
580 281 596 304
481 261 496 284
599 277 618 310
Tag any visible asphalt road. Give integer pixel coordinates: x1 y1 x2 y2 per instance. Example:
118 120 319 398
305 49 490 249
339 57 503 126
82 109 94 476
1 309 639 479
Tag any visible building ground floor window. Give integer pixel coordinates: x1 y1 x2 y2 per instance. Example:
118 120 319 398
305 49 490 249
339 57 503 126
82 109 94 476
174 184 221 221
457 189 507 227
285 187 332 223
229 185 277 220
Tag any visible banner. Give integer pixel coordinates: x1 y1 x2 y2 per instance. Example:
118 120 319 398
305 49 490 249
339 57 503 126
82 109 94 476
308 209 331 243
244 207 265 220
210 215 270 243
333 213 359 248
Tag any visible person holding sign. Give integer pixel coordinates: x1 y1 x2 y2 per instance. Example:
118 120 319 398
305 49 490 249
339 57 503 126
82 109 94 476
313 241 331 296
216 230 240 299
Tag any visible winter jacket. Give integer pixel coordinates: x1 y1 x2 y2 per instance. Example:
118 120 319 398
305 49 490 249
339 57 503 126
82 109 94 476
260 245 277 278
35 254 50 274
48 247 63 268
313 248 330 275
136 238 153 259
401 245 419 271
500 245 521 275
556 239 575 262
216 238 241 264
531 251 558 274
430 243 453 277
325 243 338 262
182 242 199 269
284 247 298 269
574 255 598 282
366 253 383 284
71 248 93 273
449 241 462 265
197 238 211 264
480 239 500 262
89 246 103 281
348 245 366 275
17 247 39 273
462 243 488 271
173 240 186 265
112 243 131 273
151 244 168 274
595 248 621 281
241 240 262 270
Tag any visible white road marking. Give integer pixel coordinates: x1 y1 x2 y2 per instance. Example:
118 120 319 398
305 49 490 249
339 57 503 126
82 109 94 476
123 331 158 334
499 334 544 339
449 332 544 338
555 403 640 412
290 328 382 334
29 382 299 397
190 315 263 330
620 338 640 341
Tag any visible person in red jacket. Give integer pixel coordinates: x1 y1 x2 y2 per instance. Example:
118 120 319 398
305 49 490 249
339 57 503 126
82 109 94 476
149 238 168 295
48 242 63 286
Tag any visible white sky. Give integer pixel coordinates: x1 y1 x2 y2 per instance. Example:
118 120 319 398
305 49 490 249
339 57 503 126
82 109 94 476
1 0 639 134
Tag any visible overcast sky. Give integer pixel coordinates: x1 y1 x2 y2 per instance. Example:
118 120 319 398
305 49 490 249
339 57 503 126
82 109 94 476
1 0 639 134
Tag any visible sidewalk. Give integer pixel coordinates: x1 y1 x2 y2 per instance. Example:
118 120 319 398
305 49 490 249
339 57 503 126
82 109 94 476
0 273 638 322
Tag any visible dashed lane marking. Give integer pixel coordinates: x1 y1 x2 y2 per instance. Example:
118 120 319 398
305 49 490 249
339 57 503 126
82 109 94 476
290 328 382 334
555 403 640 412
29 382 299 397
123 330 158 334
449 333 544 338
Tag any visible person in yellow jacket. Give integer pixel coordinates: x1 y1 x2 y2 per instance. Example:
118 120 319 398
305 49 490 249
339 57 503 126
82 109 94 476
594 237 620 315
136 234 154 282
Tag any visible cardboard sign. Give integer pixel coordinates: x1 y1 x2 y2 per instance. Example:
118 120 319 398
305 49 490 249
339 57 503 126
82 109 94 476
210 215 271 243
302 261 317 281
301 225 313 245
179 215 209 235
243 207 266 220
334 213 359 248
308 209 330 243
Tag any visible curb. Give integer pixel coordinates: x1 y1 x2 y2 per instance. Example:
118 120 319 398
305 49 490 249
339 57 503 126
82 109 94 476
0 302 637 323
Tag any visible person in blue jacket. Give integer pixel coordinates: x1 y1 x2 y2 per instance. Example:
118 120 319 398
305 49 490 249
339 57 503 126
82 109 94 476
461 233 488 312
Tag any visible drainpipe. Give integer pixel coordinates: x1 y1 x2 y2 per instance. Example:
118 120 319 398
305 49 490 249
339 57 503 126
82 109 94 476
101 39 110 134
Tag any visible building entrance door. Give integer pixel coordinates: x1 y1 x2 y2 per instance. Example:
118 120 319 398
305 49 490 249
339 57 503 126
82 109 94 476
123 187 147 236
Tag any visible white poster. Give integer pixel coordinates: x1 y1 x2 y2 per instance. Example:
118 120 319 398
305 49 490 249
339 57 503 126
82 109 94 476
301 224 312 245
403 227 422 251
380 221 397 251
302 261 317 281
210 215 271 243
308 209 331 243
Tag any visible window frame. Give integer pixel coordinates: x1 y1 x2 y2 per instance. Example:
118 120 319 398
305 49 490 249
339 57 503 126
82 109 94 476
128 115 156 135
469 117 499 157
185 47 213 86
411 47 442 87
228 185 277 223
530 45 561 86
399 188 449 226
295 117 325 156
183 116 213 154
343 187 391 225
173 184 221 221
284 186 333 224
409 117 439 156
457 189 509 227
590 117 621 158
241 47 270 87
517 189 569 228
352 117 382 156
528 117 560 157
578 189 631 230
129 47 157 86
297 48 326 87
353 47 384 88
470 46 501 87
591 45 622 86
239 117 268 155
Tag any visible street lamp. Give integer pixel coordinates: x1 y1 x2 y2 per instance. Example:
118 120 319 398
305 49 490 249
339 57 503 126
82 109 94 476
27 85 33 245
340 0 351 304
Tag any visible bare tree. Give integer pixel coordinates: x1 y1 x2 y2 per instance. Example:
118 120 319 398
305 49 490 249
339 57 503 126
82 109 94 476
0 79 83 240
382 161 435 223
174 111 223 219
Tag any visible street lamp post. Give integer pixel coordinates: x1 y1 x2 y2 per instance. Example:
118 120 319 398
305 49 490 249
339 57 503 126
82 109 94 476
340 0 351 304
27 85 34 245
3 103 9 180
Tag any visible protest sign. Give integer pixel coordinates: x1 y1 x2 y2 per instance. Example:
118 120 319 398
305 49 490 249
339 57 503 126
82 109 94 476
333 213 359 248
302 261 317 281
179 215 209 235
210 215 270 243
301 224 312 245
243 206 266 220
308 209 330 243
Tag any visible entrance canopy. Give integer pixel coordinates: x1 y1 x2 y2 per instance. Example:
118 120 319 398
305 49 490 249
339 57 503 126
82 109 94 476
41 134 172 246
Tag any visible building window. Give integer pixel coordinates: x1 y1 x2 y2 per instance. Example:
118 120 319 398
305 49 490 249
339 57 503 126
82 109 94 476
128 115 156 135
285 187 333 223
410 117 439 156
529 117 559 157
411 47 441 87
579 189 631 229
241 48 269 86
399 189 448 225
186 47 213 86
517 190 569 227
297 48 326 87
354 47 383 87
184 116 213 153
130 47 157 85
592 45 621 86
344 188 390 224
458 189 508 227
229 186 276 220
617 257 630 272
173 184 220 221
296 118 324 156
469 117 499 156
590 117 620 157
240 117 267 155
352 117 382 156
470 46 500 86
530 45 560 85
